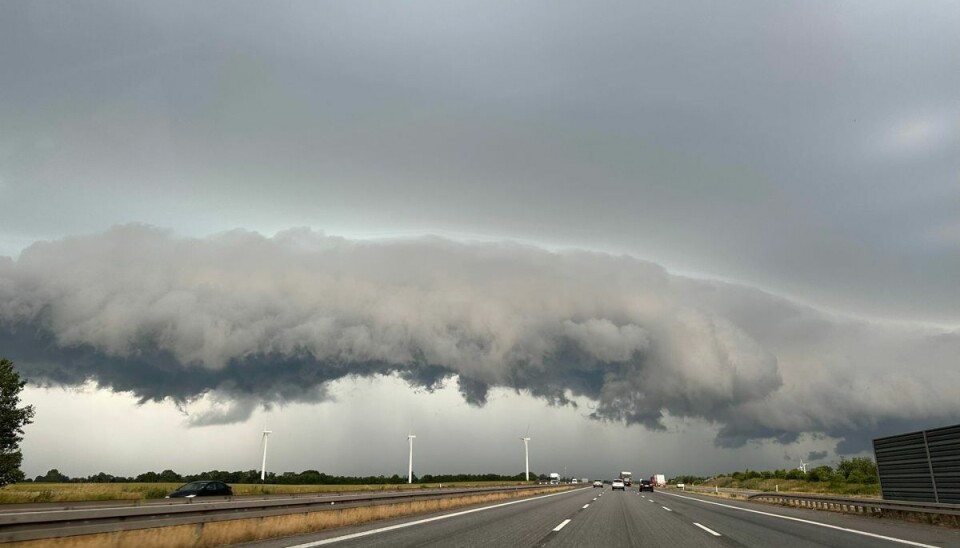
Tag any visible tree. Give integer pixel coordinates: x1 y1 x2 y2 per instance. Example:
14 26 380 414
135 471 160 482
835 456 878 483
36 469 70 483
807 465 834 483
158 469 182 483
0 358 35 487
785 469 806 480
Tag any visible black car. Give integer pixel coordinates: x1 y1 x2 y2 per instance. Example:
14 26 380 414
639 479 654 492
167 480 233 498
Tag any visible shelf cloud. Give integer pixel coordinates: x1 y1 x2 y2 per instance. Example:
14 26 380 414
2 225 957 451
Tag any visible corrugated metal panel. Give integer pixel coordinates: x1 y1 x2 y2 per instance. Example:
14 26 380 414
925 424 960 504
874 424 960 503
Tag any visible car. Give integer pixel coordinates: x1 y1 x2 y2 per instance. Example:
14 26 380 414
571 478 578 484
612 479 625 490
593 480 603 488
639 479 654 492
166 480 233 498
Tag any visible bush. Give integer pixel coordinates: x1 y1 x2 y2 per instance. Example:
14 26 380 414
785 469 806 480
34 490 53 502
836 457 878 484
807 465 834 483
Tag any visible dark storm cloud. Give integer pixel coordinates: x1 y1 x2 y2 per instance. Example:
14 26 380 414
2 226 957 451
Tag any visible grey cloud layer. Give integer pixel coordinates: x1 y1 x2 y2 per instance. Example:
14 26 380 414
2 226 957 449
3 1 959 322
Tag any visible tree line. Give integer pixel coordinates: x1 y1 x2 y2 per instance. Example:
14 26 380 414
670 457 879 485
28 468 544 484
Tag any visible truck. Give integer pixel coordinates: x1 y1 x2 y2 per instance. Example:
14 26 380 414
653 474 666 487
619 471 632 487
549 473 560 485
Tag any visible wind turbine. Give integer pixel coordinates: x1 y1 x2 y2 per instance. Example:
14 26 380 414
260 430 273 482
798 458 807 474
520 426 531 481
407 433 417 484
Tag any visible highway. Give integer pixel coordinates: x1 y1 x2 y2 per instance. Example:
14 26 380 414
241 487 960 548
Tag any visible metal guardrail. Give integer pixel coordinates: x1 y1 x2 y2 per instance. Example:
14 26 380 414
670 485 960 520
0 484 572 543
746 492 960 517
674 485 760 497
0 484 530 513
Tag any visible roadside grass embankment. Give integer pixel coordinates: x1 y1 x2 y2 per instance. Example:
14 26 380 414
2 484 571 548
704 476 881 497
0 481 532 504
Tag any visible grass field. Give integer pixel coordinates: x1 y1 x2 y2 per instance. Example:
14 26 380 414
699 477 881 497
0 481 532 504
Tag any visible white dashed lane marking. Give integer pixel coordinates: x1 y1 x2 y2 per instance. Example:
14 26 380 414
694 523 722 537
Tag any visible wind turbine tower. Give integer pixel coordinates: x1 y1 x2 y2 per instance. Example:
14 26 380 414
408 434 417 484
521 436 531 481
260 430 273 482
798 458 808 474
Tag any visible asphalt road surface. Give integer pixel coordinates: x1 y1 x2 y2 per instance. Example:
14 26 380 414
240 487 960 548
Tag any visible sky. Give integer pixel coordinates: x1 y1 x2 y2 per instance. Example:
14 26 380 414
1 1 959 481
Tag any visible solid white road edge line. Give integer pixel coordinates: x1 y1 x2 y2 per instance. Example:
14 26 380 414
659 491 939 548
693 523 722 537
553 519 572 532
285 489 580 547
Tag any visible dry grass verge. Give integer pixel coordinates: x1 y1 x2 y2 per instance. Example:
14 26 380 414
703 478 880 497
0 481 531 504
5 486 570 548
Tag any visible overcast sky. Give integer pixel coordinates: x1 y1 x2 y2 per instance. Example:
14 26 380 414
2 1 959 480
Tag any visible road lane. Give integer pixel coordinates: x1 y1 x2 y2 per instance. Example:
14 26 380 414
244 486 596 548
547 489 723 548
238 486 960 548
656 490 959 548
